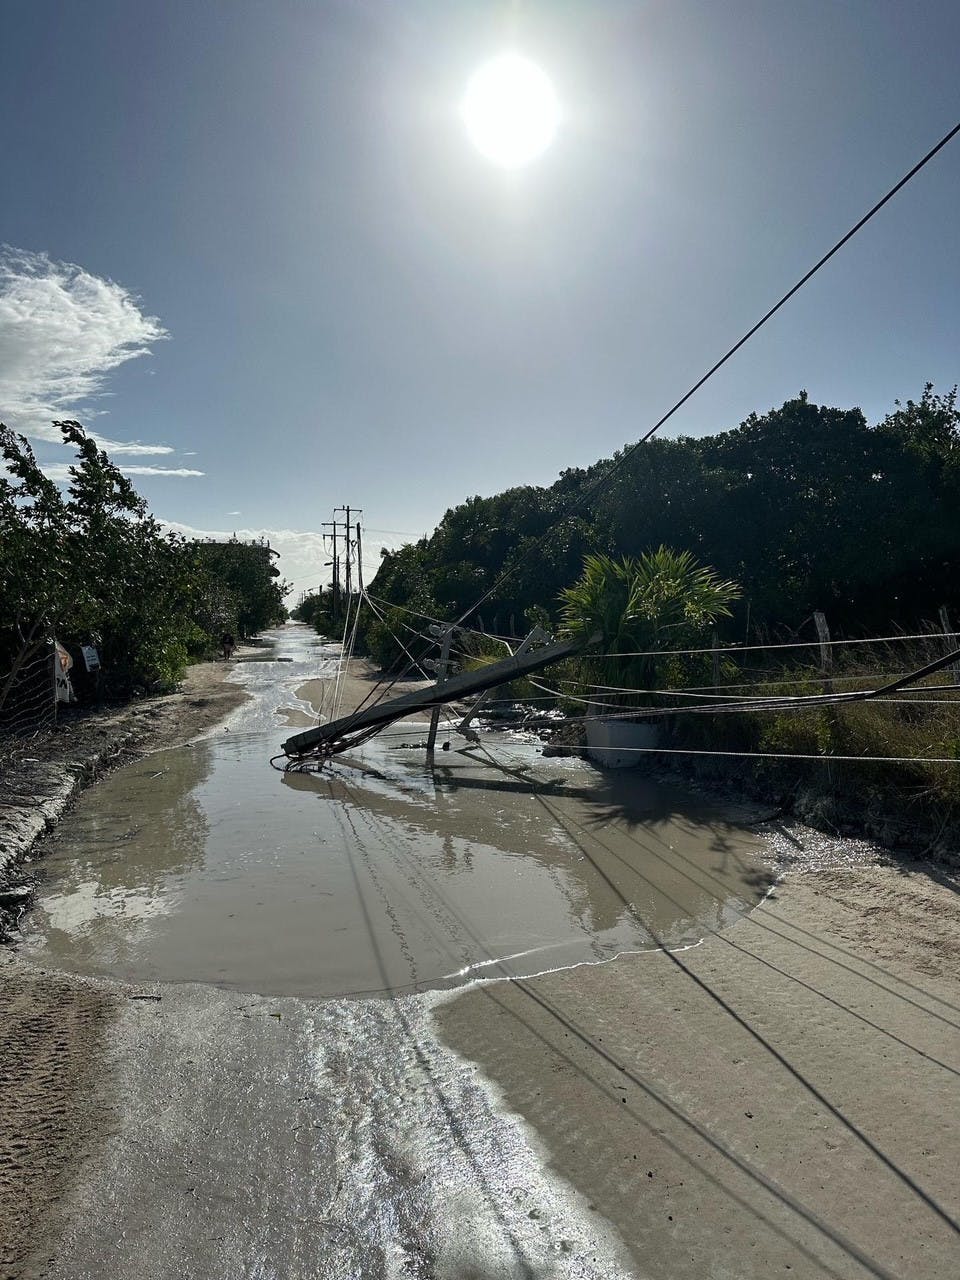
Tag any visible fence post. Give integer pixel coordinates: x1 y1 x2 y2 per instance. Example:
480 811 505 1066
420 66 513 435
712 630 721 697
938 605 960 683
813 611 836 788
813 611 832 681
50 633 59 725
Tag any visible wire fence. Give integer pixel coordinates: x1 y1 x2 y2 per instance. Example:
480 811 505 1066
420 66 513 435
0 637 59 817
0 639 57 741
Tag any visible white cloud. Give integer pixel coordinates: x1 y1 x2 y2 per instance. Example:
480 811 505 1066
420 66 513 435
42 463 204 482
0 246 171 455
159 521 411 597
123 465 204 477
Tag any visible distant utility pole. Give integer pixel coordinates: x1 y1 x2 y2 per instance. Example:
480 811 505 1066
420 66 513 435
333 506 363 601
335 506 352 598
322 520 340 612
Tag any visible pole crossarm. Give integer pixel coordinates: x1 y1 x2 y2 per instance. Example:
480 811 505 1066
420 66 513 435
281 632 591 757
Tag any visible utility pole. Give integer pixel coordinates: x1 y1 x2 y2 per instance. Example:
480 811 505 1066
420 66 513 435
322 520 340 615
425 624 456 755
334 506 352 599
333 506 363 603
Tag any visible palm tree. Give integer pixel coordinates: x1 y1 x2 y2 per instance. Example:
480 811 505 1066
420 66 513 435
559 547 740 709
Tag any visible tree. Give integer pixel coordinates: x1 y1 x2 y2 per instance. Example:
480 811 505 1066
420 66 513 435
1 420 292 709
1 420 207 696
192 538 289 636
559 547 741 706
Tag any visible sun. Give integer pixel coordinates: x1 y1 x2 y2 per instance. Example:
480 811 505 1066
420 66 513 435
460 54 559 168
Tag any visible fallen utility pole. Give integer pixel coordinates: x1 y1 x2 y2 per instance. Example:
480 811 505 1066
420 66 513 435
282 631 592 758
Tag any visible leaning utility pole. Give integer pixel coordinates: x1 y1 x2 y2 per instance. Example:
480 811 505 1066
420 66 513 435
282 629 591 758
425 624 456 754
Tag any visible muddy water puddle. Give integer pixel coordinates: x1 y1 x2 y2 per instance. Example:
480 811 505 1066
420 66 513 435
19 738 776 996
18 626 778 997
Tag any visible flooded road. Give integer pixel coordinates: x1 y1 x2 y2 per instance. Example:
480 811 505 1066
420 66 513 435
20 626 775 997
17 626 797 1280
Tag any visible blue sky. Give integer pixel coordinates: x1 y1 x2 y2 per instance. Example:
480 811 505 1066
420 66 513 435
1 1 958 597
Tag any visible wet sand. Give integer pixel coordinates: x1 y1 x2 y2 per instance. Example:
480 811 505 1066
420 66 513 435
4 633 960 1278
437 860 960 1278
0 654 249 1279
292 659 438 730
320 664 960 1275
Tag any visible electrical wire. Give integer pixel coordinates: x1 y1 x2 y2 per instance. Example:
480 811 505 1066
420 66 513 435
446 117 960 630
363 593 434 683
363 592 960 662
564 632 960 661
322 122 960 759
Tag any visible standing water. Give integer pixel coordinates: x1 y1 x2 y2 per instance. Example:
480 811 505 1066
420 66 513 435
17 624 782 1280
18 626 776 995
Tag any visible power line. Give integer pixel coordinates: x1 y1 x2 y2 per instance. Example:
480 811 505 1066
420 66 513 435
451 117 960 628
325 120 960 755
541 744 960 766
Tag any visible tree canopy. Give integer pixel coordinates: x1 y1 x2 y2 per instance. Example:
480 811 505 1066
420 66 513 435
1 421 289 701
363 385 960 649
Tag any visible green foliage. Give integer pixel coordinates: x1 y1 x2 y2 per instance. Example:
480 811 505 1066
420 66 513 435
557 547 740 705
668 641 960 844
291 592 324 627
192 538 288 637
366 385 960 643
1 420 289 702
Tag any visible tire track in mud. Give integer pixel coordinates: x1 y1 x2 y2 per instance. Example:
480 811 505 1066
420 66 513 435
0 965 116 1280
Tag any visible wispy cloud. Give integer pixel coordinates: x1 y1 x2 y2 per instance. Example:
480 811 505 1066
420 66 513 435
43 463 204 482
124 465 203 476
0 246 172 455
123 465 204 477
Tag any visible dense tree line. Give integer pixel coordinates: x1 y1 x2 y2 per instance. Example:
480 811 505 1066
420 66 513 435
363 385 960 650
1 421 289 702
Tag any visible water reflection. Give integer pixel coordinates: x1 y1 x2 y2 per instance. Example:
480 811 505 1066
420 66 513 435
24 742 214 970
20 723 776 998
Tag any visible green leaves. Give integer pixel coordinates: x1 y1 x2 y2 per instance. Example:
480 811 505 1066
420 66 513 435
1 420 288 698
558 547 741 704
559 546 740 653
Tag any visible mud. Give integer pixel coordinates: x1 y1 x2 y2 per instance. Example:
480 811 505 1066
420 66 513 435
0 962 115 1280
17 730 779 997
5 625 959 1280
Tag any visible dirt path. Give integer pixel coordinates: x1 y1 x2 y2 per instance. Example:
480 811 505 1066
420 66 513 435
2 643 959 1278
437 859 960 1278
0 655 249 1280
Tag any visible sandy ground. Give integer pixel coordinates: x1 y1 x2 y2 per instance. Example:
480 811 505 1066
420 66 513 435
437 862 960 1278
0 655 250 1280
2 646 959 1278
292 662 441 732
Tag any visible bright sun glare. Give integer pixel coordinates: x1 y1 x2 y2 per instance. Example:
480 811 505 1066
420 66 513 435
460 54 559 168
